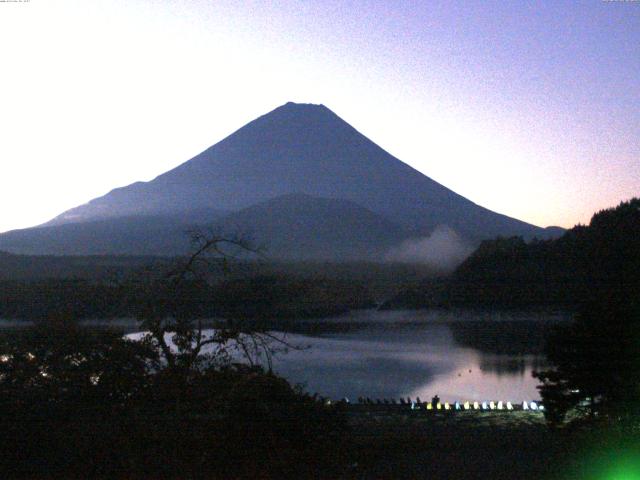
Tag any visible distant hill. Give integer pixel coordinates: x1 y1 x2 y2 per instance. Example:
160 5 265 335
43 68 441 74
214 193 411 261
0 102 561 259
0 194 409 259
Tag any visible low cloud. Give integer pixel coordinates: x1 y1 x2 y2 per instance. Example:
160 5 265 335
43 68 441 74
385 225 473 271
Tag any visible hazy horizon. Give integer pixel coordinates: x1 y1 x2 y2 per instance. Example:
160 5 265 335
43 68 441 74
1 0 638 233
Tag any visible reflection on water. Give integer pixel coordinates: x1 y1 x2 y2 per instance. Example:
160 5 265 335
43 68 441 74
106 308 569 403
448 320 555 355
266 309 568 403
479 356 527 377
479 355 549 377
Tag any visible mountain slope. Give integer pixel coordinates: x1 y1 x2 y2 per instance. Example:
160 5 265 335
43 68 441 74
46 102 549 241
1 102 561 258
0 209 226 256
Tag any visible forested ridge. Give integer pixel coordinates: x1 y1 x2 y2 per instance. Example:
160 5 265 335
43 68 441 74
0 274 375 322
387 198 640 309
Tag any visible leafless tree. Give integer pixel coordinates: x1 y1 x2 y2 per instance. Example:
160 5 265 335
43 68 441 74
133 229 297 376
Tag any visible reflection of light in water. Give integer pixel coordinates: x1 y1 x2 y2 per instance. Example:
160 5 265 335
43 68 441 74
125 309 551 402
404 345 543 403
272 331 544 402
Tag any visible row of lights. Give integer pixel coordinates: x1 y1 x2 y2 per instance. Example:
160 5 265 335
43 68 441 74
412 400 543 411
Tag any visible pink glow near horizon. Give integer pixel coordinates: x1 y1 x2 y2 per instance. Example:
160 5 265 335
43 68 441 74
0 0 637 233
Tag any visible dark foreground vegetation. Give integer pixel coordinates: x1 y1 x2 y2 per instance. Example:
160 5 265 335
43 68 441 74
347 409 639 479
0 320 350 479
0 232 355 479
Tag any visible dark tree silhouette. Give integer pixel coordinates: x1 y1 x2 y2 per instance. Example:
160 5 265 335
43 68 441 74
130 230 292 373
0 314 153 416
532 199 640 427
444 198 640 309
0 230 350 479
534 298 640 427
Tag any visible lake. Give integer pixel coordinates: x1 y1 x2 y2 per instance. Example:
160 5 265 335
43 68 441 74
155 308 567 403
2 308 567 404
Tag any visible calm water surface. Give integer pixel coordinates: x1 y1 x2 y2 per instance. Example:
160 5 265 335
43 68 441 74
259 309 568 403
42 308 569 403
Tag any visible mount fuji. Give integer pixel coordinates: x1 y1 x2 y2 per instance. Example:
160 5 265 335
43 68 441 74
0 102 560 260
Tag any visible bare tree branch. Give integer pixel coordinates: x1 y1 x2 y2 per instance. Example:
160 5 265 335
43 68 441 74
134 227 296 376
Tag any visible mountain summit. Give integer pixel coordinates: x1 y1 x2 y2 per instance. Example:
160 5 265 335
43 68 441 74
1 102 557 258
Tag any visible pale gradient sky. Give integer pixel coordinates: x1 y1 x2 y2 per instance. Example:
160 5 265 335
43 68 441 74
0 0 638 233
